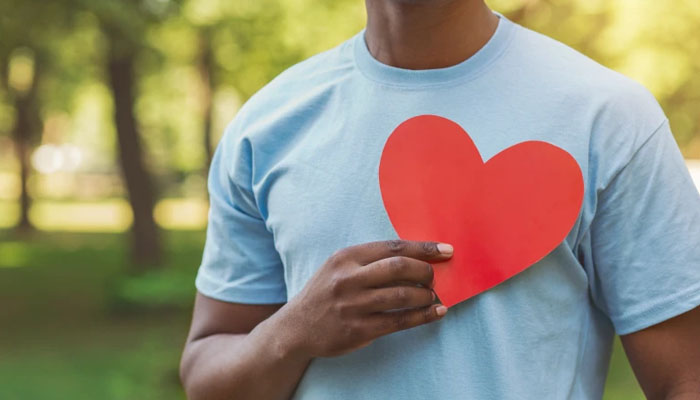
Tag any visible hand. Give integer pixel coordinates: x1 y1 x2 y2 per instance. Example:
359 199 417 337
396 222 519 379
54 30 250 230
278 240 453 358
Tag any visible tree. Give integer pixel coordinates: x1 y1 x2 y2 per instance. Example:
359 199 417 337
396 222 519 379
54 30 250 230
197 27 215 172
7 50 42 233
0 0 64 233
74 0 183 267
104 26 162 266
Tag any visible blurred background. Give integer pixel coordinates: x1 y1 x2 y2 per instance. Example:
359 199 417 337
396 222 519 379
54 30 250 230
0 0 699 398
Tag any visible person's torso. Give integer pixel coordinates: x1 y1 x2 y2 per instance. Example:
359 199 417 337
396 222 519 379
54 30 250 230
237 14 663 399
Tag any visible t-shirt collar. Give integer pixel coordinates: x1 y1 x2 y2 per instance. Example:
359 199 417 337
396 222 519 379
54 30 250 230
353 11 516 87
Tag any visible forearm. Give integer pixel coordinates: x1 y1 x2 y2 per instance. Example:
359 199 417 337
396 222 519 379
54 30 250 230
659 378 700 400
180 312 312 400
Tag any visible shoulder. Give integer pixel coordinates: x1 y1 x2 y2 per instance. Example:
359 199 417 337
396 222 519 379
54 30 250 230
508 20 664 128
229 37 355 135
216 35 356 165
514 20 663 121
504 20 667 176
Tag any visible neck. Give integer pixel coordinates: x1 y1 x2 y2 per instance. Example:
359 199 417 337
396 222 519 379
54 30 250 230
364 0 498 70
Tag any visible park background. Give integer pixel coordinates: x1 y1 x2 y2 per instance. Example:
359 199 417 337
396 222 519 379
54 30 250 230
1 0 699 398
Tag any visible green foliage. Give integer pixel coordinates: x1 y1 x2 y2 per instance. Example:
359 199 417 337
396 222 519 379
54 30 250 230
109 231 204 311
3 0 697 182
111 267 196 310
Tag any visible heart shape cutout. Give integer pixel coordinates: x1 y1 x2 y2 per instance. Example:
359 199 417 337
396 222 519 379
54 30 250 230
379 115 584 307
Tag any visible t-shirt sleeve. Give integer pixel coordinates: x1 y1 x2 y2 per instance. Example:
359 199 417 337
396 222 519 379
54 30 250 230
586 119 700 335
194 120 287 304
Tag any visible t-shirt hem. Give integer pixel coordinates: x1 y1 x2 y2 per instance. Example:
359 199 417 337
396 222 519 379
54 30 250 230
613 283 700 335
195 269 288 304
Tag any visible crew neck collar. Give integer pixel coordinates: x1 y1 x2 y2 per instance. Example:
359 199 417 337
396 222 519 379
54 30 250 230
352 12 515 88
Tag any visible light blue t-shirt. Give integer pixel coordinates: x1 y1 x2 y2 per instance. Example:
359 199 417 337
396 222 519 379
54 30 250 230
195 13 700 399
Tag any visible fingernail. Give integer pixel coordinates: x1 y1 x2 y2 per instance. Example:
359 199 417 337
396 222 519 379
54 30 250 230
437 243 453 255
431 291 436 301
436 305 448 316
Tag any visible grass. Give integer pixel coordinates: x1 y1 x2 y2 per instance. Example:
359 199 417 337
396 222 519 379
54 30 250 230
0 230 204 400
0 230 644 399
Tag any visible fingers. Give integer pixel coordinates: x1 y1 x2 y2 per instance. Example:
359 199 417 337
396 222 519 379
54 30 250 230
369 304 448 336
340 240 453 265
360 286 436 313
358 256 435 288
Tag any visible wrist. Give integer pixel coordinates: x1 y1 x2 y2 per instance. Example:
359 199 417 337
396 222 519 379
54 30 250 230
254 302 312 364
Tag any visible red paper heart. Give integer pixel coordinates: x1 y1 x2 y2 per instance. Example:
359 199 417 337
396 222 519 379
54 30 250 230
379 115 584 307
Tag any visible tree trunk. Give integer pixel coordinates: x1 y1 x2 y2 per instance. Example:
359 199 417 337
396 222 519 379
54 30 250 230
9 58 41 234
105 33 162 268
198 29 215 174
12 95 34 232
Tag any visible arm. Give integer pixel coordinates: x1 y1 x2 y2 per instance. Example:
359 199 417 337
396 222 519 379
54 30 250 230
621 305 700 400
180 239 453 400
179 294 310 400
579 118 700 398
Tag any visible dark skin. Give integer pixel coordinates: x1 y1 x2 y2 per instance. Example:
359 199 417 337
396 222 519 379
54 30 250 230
622 308 700 399
180 1 700 399
181 240 453 399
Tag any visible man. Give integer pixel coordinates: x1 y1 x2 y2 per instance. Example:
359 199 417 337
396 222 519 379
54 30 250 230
180 1 700 399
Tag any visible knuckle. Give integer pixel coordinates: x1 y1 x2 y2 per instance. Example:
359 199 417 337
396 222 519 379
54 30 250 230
395 286 408 300
419 288 433 304
343 321 358 339
349 321 368 339
388 256 406 272
423 306 434 323
394 312 410 330
334 300 353 319
374 292 390 307
378 315 396 333
395 287 409 303
386 240 405 254
328 273 348 296
422 241 439 256
425 262 434 282
328 248 348 265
